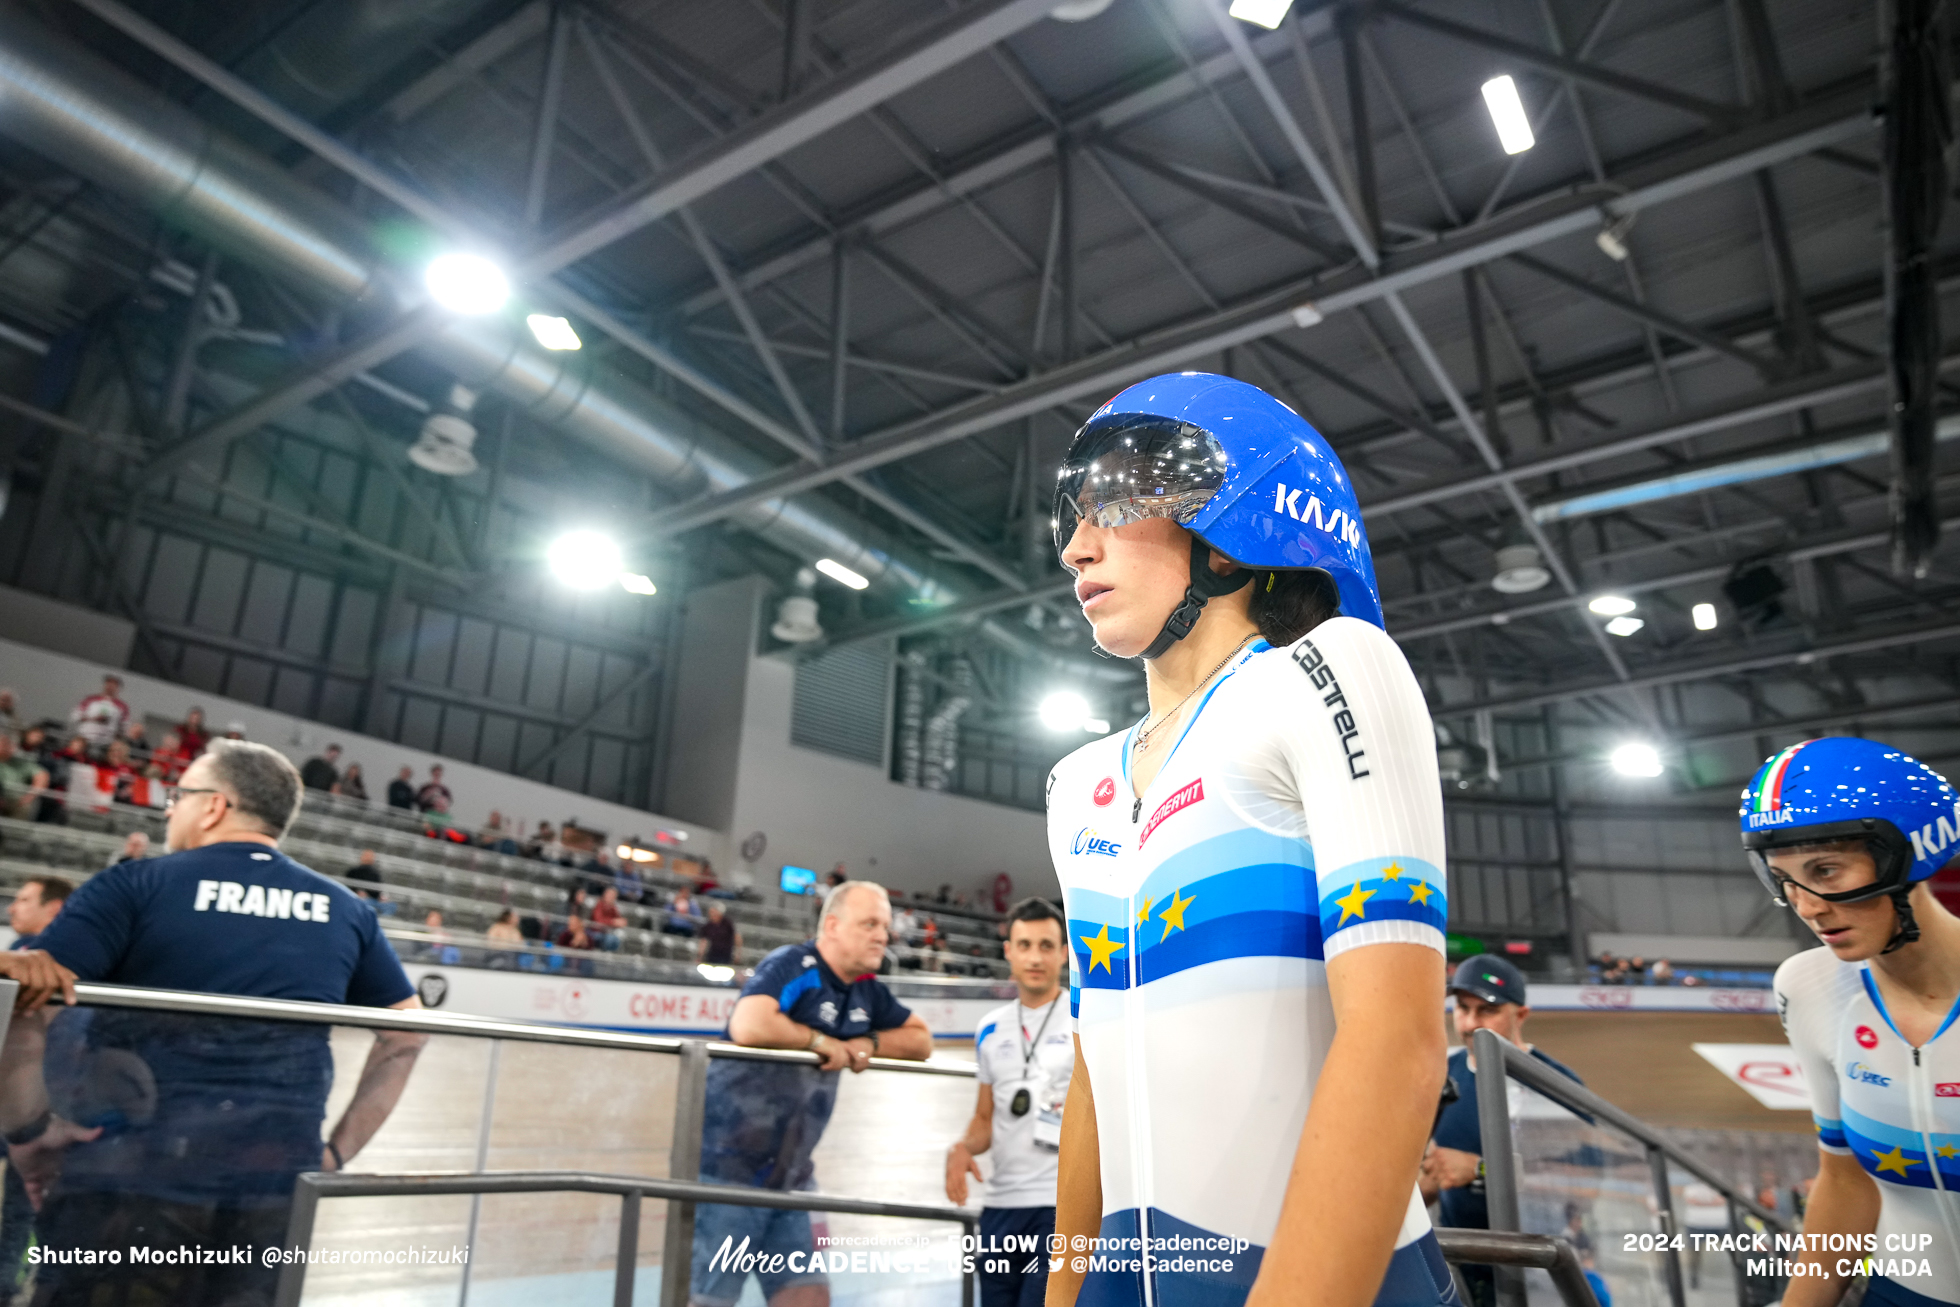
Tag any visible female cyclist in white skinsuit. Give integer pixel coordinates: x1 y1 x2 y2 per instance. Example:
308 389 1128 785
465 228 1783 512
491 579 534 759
1751 738 1960 1307
1045 374 1456 1307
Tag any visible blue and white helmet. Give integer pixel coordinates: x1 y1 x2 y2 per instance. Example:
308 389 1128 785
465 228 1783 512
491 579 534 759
1052 372 1383 633
1739 736 1960 902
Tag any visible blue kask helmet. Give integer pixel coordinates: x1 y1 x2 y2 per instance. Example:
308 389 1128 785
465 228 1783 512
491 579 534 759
1053 373 1382 658
1739 737 1960 946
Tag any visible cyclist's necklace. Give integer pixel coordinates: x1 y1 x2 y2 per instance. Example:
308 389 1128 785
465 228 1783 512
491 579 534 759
1131 633 1256 759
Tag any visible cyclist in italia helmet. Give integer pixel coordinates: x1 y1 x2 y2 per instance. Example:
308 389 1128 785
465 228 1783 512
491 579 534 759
1045 373 1455 1307
1752 738 1960 1307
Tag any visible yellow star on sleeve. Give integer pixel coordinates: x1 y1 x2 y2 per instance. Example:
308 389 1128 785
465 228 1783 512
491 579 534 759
1380 862 1403 881
1136 896 1153 926
1407 881 1435 906
1333 883 1375 925
1157 889 1194 941
1872 1144 1922 1177
1079 923 1125 975
1938 1143 1958 1160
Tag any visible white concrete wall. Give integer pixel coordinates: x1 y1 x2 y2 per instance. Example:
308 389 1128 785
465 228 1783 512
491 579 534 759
0 633 725 864
726 637 1058 906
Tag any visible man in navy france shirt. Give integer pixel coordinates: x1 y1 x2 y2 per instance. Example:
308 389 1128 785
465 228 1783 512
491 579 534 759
0 740 425 1305
693 881 934 1307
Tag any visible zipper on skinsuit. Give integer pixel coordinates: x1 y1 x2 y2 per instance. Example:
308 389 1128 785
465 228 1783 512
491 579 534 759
1908 1046 1960 1271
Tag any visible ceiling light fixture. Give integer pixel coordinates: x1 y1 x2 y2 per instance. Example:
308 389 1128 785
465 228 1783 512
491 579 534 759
1587 595 1636 616
1481 75 1535 155
814 558 870 590
1610 742 1664 778
1596 209 1636 262
1227 0 1294 29
545 530 624 590
423 252 510 315
527 313 581 350
1604 615 1645 637
1692 602 1718 631
1491 543 1551 594
1084 718 1111 734
619 574 657 596
1038 691 1091 733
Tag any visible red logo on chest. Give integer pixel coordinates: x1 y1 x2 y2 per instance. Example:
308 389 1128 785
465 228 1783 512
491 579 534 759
1092 777 1116 807
1856 1025 1880 1049
1139 779 1205 847
1936 1083 1960 1097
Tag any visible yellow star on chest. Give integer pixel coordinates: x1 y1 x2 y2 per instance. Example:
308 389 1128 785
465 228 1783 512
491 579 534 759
1136 896 1153 926
1157 889 1194 941
1872 1144 1922 1177
1407 881 1434 906
1333 882 1375 925
1938 1143 1958 1160
1381 862 1403 881
1079 923 1125 975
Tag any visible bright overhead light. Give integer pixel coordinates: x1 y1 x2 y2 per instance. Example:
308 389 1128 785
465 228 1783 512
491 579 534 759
697 964 735 984
527 313 581 350
620 573 657 596
546 530 623 589
1481 75 1535 155
1692 602 1718 631
1588 594 1636 616
1038 691 1091 733
424 252 510 315
1604 615 1645 637
1085 718 1111 735
1227 0 1294 28
814 558 869 590
1610 742 1664 778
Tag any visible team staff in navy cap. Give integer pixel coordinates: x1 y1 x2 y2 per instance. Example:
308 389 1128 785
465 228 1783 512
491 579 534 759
0 738 427 1306
1423 955 1582 1307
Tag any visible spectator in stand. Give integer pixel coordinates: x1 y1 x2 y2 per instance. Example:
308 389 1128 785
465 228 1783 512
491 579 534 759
100 740 139 805
476 811 510 852
0 689 20 736
664 889 701 938
422 909 450 945
70 675 129 756
414 765 452 814
107 831 150 867
120 721 148 756
697 901 741 966
894 905 921 946
151 731 193 783
19 726 65 822
921 916 944 952
8 876 71 949
825 865 847 891
486 909 523 945
0 732 49 820
564 886 592 924
222 721 247 741
337 763 367 802
614 857 645 904
1648 958 1675 986
935 884 952 905
589 887 625 952
344 850 383 898
175 707 209 757
693 882 933 1306
421 909 459 965
555 913 593 951
386 766 415 811
1627 956 1648 983
299 745 341 793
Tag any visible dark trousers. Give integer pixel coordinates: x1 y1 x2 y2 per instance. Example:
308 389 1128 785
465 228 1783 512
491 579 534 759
0 1163 31 1294
30 1190 289 1307
979 1205 1055 1307
1457 1262 1495 1307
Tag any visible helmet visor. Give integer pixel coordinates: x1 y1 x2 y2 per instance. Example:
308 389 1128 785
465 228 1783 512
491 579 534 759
1053 416 1229 568
1741 820 1908 906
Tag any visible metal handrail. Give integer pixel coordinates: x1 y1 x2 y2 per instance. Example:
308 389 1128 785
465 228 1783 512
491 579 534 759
1472 1028 1786 1307
66 981 979 1075
1434 1230 1600 1307
273 1169 981 1307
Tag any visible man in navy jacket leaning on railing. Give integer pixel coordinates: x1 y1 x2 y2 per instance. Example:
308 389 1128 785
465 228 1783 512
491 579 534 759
0 738 426 1306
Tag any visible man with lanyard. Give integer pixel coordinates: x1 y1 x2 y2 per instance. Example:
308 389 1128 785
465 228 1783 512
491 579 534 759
1423 955 1582 1307
0 739 428 1305
948 898 1074 1307
694 880 935 1307
1753 738 1960 1307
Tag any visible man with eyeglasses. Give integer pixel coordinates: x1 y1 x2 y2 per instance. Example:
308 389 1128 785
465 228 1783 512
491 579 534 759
0 739 427 1305
1756 739 1960 1307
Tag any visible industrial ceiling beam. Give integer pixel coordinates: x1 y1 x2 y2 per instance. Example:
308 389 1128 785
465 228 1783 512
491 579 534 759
1506 252 1781 378
637 88 1877 538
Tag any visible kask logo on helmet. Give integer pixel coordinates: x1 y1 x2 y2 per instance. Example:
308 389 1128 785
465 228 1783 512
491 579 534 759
1908 800 1960 864
1271 482 1364 549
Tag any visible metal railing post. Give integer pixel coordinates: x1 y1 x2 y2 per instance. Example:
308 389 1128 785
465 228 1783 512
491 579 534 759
458 1038 501 1306
1648 1145 1687 1307
272 1173 324 1307
660 1040 709 1307
1728 1197 1750 1307
1472 1028 1526 1307
617 1188 642 1307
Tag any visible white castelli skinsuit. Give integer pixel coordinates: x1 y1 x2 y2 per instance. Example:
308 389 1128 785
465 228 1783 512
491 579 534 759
1776 945 1960 1304
1046 617 1458 1306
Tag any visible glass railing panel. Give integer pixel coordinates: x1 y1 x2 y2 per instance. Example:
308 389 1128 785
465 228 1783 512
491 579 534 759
1669 1161 1741 1307
810 1056 988 1209
1507 1079 1673 1307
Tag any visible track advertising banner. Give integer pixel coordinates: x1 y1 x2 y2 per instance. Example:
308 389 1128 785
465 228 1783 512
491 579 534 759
1520 984 1779 1014
1690 1043 1812 1109
402 963 1003 1039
